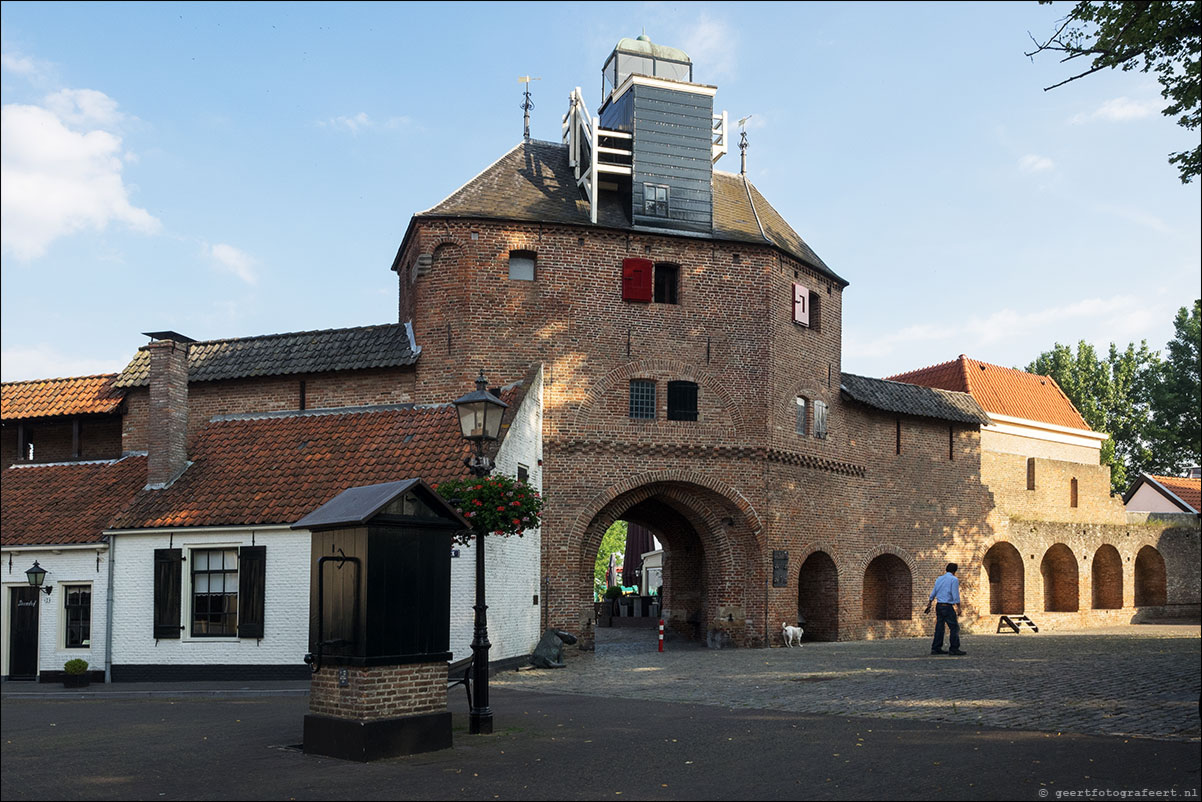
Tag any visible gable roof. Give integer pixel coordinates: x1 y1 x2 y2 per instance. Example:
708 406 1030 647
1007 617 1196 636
109 404 472 531
887 355 1091 431
1124 473 1202 513
408 139 845 286
1 374 123 421
840 372 991 426
112 323 418 388
1 456 148 546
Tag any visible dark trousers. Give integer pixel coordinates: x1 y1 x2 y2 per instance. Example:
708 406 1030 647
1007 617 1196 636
932 603 960 652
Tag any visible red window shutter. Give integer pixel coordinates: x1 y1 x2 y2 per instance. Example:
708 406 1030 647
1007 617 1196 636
793 282 809 326
623 258 653 302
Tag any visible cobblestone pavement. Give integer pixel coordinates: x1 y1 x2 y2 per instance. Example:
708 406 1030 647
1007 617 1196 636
493 624 1201 742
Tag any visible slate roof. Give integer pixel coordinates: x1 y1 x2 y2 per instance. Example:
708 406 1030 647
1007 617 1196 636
1124 473 1202 513
109 405 472 530
887 356 1091 431
412 139 845 286
113 323 417 388
840 372 991 426
1 374 123 421
1 456 148 546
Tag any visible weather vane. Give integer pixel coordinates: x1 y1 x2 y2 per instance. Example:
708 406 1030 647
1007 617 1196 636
519 76 541 140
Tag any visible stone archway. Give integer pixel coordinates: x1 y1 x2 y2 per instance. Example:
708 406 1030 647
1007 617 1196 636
1091 545 1123 610
983 541 1024 615
1134 545 1167 607
797 551 838 641
569 477 765 649
1041 543 1079 612
863 554 912 620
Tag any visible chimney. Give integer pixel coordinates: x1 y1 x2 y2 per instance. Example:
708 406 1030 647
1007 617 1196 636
145 335 190 488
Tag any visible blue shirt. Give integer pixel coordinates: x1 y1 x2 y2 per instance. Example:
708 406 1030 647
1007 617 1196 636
930 572 960 604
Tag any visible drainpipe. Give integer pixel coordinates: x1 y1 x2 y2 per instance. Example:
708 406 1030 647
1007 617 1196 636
104 535 115 684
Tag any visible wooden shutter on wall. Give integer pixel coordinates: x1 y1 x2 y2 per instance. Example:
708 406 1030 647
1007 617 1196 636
793 283 809 326
153 548 183 639
622 258 653 302
237 545 266 638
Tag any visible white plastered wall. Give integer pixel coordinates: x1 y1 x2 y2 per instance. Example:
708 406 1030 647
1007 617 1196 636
448 367 544 663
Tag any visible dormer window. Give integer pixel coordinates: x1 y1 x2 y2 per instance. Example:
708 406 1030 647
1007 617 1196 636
509 250 536 281
643 184 669 217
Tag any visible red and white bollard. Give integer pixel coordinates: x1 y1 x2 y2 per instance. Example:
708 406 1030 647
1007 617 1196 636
658 619 665 652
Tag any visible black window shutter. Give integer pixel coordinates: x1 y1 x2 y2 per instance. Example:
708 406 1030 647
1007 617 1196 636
237 546 266 638
153 548 183 639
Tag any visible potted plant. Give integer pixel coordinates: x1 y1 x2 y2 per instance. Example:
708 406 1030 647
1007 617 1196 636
63 658 90 688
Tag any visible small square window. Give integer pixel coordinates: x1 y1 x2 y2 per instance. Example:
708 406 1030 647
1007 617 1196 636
654 263 679 304
667 381 698 421
629 380 656 419
643 184 669 217
509 250 536 281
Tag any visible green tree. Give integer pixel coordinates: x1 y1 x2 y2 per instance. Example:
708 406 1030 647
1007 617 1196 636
593 520 627 600
1026 1 1202 183
1028 339 1159 492
1147 299 1202 473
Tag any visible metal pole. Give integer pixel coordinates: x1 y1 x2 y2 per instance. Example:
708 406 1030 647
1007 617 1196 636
468 443 493 735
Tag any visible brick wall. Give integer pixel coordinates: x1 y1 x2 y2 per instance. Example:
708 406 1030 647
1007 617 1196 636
122 367 416 452
309 661 447 721
983 452 1127 524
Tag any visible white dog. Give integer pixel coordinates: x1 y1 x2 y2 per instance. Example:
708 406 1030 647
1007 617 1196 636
782 622 804 647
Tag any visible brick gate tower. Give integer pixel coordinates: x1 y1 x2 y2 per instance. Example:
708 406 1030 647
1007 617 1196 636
392 35 999 647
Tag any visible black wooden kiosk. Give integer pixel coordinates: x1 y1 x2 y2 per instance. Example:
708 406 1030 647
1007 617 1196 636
293 478 468 761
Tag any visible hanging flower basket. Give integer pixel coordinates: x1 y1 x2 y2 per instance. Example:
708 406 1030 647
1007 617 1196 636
436 475 544 545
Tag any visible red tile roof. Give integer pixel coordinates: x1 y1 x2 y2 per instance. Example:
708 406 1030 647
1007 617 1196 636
1148 475 1201 513
110 405 473 530
1 456 148 545
1 375 123 421
888 355 1091 431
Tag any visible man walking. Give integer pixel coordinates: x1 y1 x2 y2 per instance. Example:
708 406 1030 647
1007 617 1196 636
925 563 966 655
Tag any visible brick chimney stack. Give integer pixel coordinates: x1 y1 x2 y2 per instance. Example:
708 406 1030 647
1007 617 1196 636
146 337 189 488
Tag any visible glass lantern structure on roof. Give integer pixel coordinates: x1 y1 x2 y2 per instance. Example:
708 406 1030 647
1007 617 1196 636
601 35 693 104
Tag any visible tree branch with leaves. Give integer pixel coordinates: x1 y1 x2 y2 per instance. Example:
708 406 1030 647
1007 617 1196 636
1026 1 1202 183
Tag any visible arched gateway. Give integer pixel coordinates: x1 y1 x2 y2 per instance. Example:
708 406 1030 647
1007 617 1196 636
563 478 765 649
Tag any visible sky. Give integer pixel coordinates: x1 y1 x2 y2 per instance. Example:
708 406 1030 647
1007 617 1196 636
2 1 1199 384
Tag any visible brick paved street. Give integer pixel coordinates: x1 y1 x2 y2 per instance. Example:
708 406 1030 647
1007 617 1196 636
494 624 1201 741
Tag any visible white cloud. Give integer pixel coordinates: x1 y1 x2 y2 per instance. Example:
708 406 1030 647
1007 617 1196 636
1019 154 1054 173
680 14 737 82
0 343 123 382
208 242 259 284
319 112 411 133
1072 96 1159 124
1 92 159 260
1 51 40 76
1096 203 1172 234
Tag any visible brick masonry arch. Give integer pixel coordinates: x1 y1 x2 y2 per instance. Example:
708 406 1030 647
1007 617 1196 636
566 358 748 439
795 545 841 641
563 472 767 648
1133 544 1168 607
1041 543 1080 612
982 540 1025 615
1090 544 1123 610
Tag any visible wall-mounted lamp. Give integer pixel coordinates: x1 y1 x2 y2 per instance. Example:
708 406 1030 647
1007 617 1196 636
25 561 52 595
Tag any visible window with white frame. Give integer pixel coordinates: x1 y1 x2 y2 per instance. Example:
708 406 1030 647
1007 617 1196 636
63 585 91 648
191 548 239 637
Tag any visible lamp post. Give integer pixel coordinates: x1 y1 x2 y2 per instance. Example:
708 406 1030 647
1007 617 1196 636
452 370 508 735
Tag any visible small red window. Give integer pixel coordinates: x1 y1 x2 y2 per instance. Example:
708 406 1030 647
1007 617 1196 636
623 258 653 302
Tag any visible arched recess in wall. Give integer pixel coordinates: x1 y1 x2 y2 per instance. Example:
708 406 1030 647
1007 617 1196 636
863 553 912 620
982 541 1024 615
1134 545 1167 607
797 550 838 641
1090 544 1123 610
1040 543 1079 612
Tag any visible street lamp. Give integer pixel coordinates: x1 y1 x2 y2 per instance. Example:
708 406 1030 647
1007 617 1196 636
451 370 508 735
25 561 52 595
